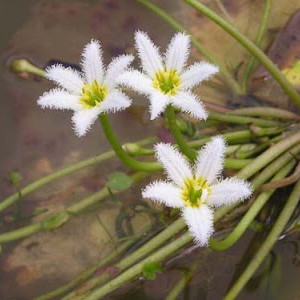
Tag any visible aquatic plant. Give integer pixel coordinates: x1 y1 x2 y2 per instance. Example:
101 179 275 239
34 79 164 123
3 0 300 299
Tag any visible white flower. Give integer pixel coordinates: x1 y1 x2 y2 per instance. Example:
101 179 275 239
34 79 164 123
38 40 134 137
142 136 252 246
118 31 219 120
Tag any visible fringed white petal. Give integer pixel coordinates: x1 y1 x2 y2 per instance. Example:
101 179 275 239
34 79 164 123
71 107 101 137
171 91 208 120
142 180 184 208
100 90 131 113
135 31 163 77
46 65 84 94
165 32 190 73
180 62 219 90
104 54 134 89
149 91 170 120
195 136 226 184
154 143 192 187
182 205 214 246
37 88 81 111
118 70 153 95
208 178 252 208
81 40 104 84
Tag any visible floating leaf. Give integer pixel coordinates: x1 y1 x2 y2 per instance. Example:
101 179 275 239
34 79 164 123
9 171 22 187
142 261 163 280
107 172 133 192
42 211 69 231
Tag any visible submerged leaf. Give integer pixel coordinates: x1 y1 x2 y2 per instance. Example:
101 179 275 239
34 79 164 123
107 172 133 192
142 261 163 280
9 171 22 187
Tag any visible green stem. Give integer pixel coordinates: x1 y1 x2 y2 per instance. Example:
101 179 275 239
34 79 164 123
230 107 300 121
0 129 287 244
69 139 300 298
210 140 300 223
35 239 134 300
188 128 272 149
166 106 197 161
87 233 192 299
137 0 242 95
1 128 278 214
0 173 146 243
224 178 300 300
225 144 253 156
241 0 271 93
62 218 187 300
210 160 295 251
0 222 43 243
251 143 300 189
166 269 194 300
237 131 300 179
184 0 300 110
76 142 297 298
214 0 234 24
0 137 156 213
99 114 161 172
225 158 252 170
82 208 228 299
235 143 268 159
209 112 281 127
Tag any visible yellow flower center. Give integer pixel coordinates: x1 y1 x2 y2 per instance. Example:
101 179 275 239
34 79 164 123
152 69 181 96
80 81 108 108
181 177 211 208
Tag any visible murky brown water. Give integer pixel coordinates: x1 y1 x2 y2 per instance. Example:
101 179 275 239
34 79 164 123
1 0 300 299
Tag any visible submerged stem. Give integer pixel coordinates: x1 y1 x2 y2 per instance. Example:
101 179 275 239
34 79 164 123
81 208 228 299
35 239 134 300
241 0 271 93
230 107 300 121
209 112 281 127
62 218 187 300
210 160 295 251
65 140 300 298
0 137 156 213
166 269 194 300
224 178 300 299
1 128 278 215
184 0 300 110
0 173 147 243
237 131 300 179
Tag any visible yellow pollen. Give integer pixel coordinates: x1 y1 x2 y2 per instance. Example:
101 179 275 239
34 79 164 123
181 177 211 208
152 69 181 95
80 81 108 109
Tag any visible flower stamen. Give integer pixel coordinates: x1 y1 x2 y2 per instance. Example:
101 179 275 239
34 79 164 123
80 80 108 108
152 69 181 96
181 177 211 208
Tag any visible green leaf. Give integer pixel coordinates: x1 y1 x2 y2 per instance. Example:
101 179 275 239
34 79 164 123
42 211 69 231
9 171 22 187
142 261 163 280
107 172 133 192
